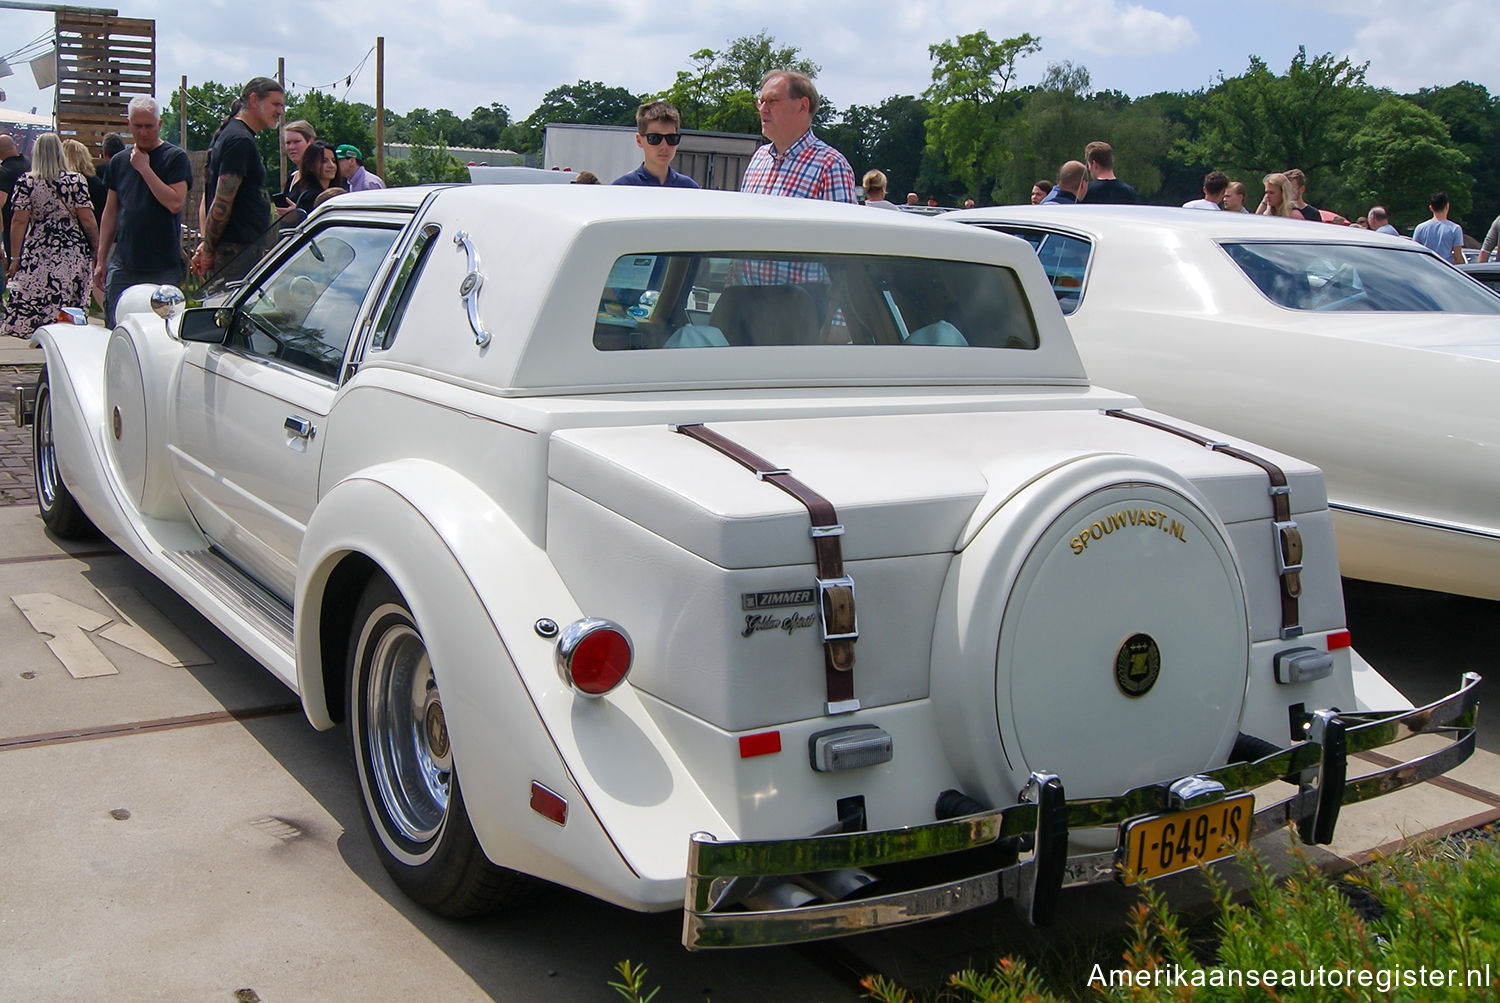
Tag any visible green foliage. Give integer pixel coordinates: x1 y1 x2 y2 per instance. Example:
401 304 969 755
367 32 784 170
924 31 1042 203
1408 81 1500 231
1178 48 1373 182
509 80 642 152
383 127 468 186
661 32 820 135
159 80 239 151
607 959 660 1003
849 834 1500 1002
1345 98 1470 228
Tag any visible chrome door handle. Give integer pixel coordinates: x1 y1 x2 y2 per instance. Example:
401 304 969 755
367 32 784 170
284 416 316 439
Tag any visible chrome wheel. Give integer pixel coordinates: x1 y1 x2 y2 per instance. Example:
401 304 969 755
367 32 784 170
35 381 62 510
364 612 450 844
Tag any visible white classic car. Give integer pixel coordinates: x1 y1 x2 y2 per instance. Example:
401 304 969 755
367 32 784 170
947 206 1500 602
29 187 1476 949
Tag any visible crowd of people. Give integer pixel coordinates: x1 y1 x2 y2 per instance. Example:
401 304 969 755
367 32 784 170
3 66 1497 342
0 75 395 340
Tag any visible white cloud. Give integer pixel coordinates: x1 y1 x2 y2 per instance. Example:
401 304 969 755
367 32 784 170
1340 0 1500 93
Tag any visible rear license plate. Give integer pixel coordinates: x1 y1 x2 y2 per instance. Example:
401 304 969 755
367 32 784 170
1119 793 1254 883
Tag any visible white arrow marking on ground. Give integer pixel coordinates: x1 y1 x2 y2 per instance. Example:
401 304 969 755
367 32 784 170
12 593 117 678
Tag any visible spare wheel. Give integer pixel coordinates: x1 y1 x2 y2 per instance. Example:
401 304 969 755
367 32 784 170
933 454 1249 813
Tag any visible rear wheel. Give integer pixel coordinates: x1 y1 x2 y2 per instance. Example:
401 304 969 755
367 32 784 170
347 573 535 917
33 368 96 538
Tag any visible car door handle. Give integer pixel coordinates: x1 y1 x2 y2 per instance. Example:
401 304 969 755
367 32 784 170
284 416 316 439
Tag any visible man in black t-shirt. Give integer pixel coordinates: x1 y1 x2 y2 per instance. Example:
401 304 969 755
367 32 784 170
190 77 285 283
0 134 32 322
1083 140 1139 205
95 97 193 326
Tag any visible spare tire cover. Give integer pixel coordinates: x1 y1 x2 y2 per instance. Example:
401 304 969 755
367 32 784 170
997 479 1247 799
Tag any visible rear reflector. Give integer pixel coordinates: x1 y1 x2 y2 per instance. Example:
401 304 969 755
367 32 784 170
555 618 634 697
530 781 567 826
1327 629 1352 650
739 731 782 758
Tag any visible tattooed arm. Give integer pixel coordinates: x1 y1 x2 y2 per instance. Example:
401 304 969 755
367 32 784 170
190 173 241 276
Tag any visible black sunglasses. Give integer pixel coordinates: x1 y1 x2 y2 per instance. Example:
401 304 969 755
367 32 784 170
644 132 682 146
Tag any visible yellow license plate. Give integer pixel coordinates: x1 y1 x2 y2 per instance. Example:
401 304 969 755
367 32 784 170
1119 793 1254 883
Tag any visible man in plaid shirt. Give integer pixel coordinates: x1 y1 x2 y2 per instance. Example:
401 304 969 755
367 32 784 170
736 70 857 293
741 70 856 204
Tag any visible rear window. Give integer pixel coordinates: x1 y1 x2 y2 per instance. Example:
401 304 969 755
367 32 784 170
592 252 1039 350
1222 242 1500 313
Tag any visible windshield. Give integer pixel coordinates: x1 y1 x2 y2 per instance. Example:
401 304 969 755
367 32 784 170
593 252 1039 350
1222 242 1500 313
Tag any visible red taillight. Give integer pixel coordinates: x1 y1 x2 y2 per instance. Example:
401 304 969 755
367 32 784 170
556 618 633 697
1327 629 1352 651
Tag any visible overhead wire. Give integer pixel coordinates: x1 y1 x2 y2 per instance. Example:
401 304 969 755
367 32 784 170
286 46 376 96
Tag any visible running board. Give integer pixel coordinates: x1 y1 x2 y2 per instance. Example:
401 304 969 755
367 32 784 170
163 548 294 660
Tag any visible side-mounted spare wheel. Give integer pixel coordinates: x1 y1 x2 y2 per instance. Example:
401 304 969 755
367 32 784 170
347 572 537 917
32 368 96 539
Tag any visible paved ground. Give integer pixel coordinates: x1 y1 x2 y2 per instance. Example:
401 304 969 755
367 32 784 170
0 332 1494 999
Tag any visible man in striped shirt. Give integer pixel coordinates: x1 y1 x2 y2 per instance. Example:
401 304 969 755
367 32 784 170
740 70 856 204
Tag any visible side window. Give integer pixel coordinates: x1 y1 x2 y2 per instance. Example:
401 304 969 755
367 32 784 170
980 226 1092 314
233 225 400 378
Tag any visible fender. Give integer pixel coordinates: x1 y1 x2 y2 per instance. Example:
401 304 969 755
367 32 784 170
298 460 730 909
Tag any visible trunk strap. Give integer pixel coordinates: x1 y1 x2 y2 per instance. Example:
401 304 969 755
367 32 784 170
1106 409 1303 638
674 423 859 713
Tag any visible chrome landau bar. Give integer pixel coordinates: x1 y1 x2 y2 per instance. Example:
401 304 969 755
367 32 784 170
683 672 1480 949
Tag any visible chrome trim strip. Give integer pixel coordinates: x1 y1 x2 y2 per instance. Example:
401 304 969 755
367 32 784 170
163 548 294 659
1328 502 1500 542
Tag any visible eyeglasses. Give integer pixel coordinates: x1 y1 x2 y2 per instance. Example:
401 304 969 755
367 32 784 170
756 95 788 107
644 133 682 146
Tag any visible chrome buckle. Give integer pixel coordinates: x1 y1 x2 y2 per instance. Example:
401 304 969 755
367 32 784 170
818 575 858 643
1272 519 1303 575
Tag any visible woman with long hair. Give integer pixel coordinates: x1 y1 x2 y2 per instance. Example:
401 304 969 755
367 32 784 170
62 138 107 220
282 120 316 195
3 133 97 341
1258 173 1297 218
294 141 339 214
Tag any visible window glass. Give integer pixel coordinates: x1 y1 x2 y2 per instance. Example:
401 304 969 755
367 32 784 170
969 226 1092 315
234 225 400 377
592 252 1038 351
371 223 439 351
1222 242 1500 313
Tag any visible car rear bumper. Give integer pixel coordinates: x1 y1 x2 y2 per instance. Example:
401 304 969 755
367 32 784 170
683 672 1480 949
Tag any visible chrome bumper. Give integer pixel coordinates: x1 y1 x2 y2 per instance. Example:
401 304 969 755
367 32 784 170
683 672 1480 949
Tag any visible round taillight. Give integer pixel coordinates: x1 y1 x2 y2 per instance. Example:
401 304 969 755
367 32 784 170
556 618 633 697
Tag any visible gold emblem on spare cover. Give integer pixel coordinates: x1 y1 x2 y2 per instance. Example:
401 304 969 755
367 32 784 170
1114 633 1160 697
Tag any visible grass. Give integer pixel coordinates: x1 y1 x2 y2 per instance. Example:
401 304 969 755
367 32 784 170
616 830 1500 1002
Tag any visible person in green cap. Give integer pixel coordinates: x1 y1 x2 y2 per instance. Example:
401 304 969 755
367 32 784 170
335 144 385 192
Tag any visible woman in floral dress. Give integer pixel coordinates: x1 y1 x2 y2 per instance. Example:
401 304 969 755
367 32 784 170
3 133 97 341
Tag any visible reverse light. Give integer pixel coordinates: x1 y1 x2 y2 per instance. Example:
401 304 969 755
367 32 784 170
555 618 633 697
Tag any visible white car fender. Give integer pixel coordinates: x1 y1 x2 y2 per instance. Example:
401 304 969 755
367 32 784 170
297 460 730 907
100 314 194 522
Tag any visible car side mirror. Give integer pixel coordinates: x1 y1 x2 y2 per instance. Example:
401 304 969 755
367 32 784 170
177 306 230 344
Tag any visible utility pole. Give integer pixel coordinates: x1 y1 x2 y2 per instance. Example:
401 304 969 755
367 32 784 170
375 36 384 180
178 75 186 149
277 57 285 193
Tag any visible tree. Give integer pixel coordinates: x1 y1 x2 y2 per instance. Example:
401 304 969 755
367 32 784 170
464 102 513 148
383 126 469 186
159 80 239 151
924 31 1041 203
511 80 641 151
1177 49 1373 185
1344 98 1470 228
662 32 819 135
1407 81 1499 231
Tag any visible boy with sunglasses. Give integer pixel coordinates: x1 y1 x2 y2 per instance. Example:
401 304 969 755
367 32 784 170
611 101 700 188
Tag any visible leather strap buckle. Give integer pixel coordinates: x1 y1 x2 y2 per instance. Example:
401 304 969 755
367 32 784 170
818 576 859 644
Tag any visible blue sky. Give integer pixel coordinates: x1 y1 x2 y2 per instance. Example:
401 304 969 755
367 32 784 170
3 1 1496 126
